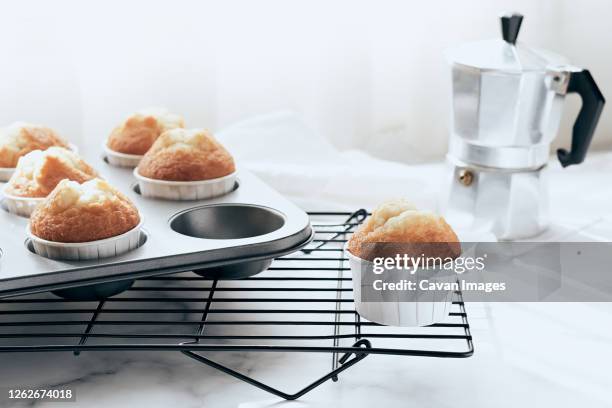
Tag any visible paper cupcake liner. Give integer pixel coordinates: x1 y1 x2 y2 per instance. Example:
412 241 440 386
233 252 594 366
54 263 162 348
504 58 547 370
103 142 143 168
346 248 454 327
0 143 79 182
27 218 144 261
133 168 237 201
0 167 15 182
1 188 45 218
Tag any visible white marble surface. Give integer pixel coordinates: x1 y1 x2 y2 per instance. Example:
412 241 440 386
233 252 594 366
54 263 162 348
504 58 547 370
2 113 612 407
2 302 612 408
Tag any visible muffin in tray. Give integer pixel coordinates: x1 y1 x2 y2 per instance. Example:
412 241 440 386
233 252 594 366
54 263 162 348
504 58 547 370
28 178 142 260
0 122 71 181
2 147 98 217
134 128 236 200
105 108 184 167
346 199 460 327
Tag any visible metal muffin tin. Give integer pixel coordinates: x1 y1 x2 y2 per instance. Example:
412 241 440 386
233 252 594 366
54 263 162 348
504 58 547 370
0 155 313 299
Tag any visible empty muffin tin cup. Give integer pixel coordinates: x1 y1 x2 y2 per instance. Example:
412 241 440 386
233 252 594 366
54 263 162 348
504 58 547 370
170 204 285 278
1 189 45 218
0 143 79 182
346 247 454 327
103 142 143 168
134 168 237 201
27 217 145 261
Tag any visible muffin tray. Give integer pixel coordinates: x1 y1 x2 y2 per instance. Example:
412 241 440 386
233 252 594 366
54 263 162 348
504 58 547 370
0 158 313 298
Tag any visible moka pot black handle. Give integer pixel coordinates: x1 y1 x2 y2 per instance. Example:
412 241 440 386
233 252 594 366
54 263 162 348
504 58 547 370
557 69 605 167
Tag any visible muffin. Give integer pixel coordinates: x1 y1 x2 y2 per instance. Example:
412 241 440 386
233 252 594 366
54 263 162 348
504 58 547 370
349 199 417 241
347 199 460 261
2 147 98 217
0 123 70 182
5 147 97 197
106 108 184 160
134 128 237 200
30 178 140 243
346 199 460 327
138 128 235 181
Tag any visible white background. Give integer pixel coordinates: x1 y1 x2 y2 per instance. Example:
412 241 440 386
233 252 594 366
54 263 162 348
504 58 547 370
0 0 611 163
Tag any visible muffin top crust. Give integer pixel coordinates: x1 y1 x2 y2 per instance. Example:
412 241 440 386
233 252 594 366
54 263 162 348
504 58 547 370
107 108 184 155
30 178 140 243
347 199 460 261
137 128 236 181
4 147 98 198
0 122 69 168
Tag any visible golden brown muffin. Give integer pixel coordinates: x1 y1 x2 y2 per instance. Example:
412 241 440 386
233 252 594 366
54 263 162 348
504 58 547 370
348 199 460 261
0 122 69 168
107 108 184 155
30 179 140 243
5 147 98 198
137 128 236 181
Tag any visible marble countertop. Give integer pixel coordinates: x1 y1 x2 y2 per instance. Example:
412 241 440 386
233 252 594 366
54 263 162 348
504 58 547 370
2 302 611 408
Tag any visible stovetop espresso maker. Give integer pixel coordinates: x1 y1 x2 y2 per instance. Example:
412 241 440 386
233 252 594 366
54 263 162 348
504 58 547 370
442 13 605 239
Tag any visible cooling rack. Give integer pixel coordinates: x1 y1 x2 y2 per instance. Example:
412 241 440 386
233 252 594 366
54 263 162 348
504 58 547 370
0 210 473 400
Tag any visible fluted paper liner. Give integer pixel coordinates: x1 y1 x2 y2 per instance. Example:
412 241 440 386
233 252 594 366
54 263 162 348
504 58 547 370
1 189 45 217
28 218 144 261
133 168 236 201
346 247 455 327
103 142 143 168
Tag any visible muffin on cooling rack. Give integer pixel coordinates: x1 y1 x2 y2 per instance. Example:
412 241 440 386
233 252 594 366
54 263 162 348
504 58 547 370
347 198 460 260
0 122 72 181
2 147 98 217
28 178 142 260
134 128 236 200
104 108 184 167
346 199 460 327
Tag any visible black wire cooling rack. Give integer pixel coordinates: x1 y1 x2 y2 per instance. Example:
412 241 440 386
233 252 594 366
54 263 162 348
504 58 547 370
0 210 473 400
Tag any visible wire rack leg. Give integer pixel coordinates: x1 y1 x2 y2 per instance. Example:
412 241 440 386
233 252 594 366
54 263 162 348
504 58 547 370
195 279 217 340
180 339 371 400
73 300 105 356
330 257 344 382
